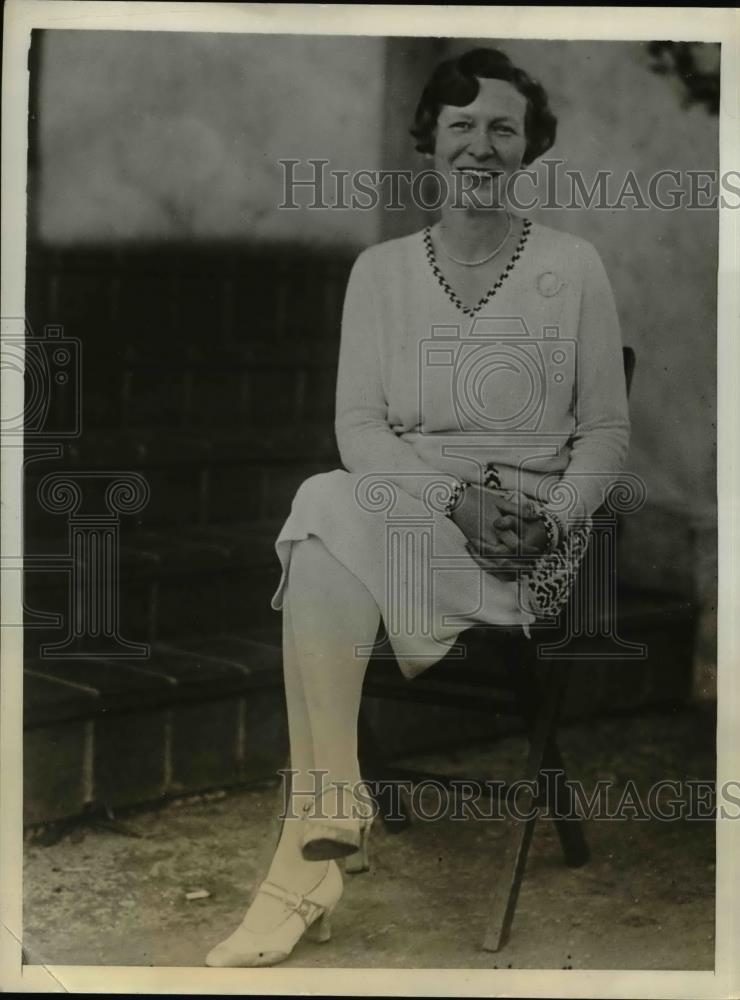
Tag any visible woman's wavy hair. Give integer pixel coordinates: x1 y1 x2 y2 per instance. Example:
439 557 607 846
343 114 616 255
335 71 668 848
410 48 557 165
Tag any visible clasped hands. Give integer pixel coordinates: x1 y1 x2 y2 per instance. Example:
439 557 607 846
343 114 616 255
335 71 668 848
450 482 548 581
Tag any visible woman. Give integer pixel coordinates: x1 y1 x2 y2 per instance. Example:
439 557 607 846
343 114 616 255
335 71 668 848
205 47 629 967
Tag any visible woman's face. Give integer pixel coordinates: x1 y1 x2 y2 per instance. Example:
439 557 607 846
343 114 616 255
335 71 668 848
432 77 528 205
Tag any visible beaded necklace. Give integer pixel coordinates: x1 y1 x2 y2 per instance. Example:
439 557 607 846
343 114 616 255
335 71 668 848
423 217 532 317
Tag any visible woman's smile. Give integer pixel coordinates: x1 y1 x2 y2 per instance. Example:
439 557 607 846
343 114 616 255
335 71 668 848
455 166 503 183
433 77 528 200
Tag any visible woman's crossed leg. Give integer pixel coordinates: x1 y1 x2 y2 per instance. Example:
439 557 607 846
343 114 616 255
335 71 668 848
205 536 381 965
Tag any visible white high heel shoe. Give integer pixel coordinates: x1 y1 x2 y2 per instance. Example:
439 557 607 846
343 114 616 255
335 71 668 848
204 861 342 968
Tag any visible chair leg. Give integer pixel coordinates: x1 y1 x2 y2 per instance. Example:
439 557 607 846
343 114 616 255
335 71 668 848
510 655 590 866
483 661 568 952
357 702 413 833
540 740 590 867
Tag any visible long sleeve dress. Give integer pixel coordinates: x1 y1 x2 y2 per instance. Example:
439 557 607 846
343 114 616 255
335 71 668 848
270 219 630 679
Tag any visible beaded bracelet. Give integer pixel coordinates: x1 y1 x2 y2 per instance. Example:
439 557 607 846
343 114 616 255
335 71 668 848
483 462 502 491
443 479 469 518
535 506 563 554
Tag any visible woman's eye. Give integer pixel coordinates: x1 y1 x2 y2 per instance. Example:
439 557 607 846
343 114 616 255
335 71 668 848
450 122 471 131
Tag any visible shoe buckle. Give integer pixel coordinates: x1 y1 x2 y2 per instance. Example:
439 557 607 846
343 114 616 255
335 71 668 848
259 881 318 925
294 897 318 923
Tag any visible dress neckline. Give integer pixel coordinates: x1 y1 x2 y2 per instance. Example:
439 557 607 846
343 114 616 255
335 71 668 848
422 217 533 316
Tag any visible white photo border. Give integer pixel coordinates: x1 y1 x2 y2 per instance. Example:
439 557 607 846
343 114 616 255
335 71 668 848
1 3 738 996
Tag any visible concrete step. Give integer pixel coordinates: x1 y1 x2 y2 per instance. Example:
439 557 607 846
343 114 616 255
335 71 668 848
24 519 286 655
25 633 283 728
22 586 697 828
24 632 287 825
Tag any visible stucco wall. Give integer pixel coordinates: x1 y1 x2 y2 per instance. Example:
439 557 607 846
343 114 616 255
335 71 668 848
34 30 386 247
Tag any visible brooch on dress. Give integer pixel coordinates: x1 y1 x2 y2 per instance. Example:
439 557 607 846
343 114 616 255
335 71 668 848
536 271 564 297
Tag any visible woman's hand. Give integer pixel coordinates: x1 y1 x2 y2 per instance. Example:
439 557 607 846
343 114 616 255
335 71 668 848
452 487 548 581
449 482 503 548
491 493 549 555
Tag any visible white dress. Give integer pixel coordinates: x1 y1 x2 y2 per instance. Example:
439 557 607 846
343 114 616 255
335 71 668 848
271 220 630 679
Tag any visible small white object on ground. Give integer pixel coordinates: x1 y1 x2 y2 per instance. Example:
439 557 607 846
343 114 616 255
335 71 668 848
185 889 210 901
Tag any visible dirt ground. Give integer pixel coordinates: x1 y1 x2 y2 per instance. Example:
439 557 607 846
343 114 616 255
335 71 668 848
23 707 715 970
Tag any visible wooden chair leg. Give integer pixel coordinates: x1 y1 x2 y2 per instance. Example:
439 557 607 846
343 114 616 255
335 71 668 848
509 654 589 866
540 740 590 867
483 662 568 952
357 702 413 833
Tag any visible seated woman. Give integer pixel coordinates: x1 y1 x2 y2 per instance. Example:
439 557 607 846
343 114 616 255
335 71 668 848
205 46 629 968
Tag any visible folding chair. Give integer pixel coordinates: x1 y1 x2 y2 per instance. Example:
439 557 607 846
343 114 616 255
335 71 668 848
355 347 636 952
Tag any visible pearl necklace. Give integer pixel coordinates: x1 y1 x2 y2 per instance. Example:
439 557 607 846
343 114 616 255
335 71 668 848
438 214 513 267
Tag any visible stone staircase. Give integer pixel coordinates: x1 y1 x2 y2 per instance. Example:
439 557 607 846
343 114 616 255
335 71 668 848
21 240 699 827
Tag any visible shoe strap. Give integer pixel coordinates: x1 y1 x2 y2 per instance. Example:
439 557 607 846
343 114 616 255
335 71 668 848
257 880 324 929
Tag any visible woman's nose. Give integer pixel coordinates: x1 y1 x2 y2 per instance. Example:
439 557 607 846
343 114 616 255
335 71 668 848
467 128 496 159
